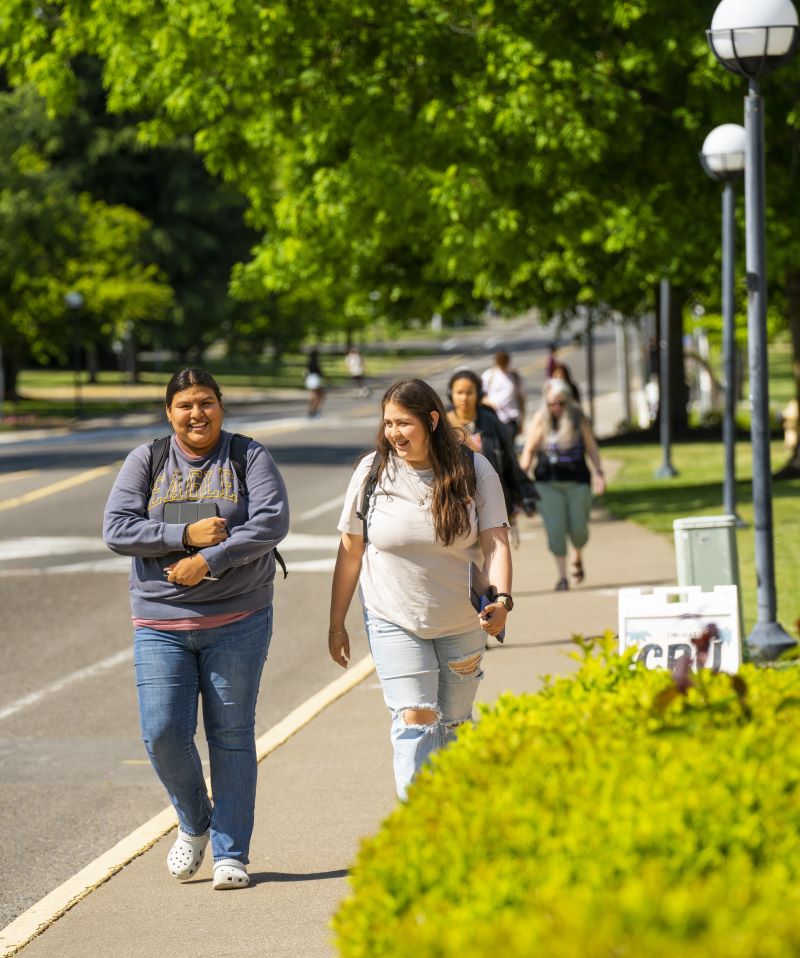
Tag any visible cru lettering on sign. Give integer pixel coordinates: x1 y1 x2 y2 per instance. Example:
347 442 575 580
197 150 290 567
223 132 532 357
618 585 741 674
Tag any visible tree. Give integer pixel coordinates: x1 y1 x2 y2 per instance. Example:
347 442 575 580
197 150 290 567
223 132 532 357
0 83 172 399
50 57 265 362
3 0 799 417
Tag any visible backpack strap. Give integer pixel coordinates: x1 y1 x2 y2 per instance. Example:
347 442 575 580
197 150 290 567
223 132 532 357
229 433 251 497
465 444 477 493
355 452 384 544
146 436 172 516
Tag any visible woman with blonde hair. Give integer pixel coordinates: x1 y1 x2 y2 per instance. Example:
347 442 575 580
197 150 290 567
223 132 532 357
519 379 605 591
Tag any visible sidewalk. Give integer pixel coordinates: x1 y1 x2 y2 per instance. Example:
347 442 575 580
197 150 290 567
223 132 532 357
2 509 676 958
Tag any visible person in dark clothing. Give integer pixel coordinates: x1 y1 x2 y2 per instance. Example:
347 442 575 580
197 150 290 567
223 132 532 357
550 361 582 405
446 369 533 520
305 348 325 418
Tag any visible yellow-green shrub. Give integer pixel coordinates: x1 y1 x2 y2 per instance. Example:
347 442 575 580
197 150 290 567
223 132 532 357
334 641 800 958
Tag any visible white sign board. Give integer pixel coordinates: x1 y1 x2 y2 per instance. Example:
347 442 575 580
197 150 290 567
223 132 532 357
618 585 741 673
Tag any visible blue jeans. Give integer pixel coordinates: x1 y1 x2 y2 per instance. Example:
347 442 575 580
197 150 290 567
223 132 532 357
365 612 485 799
134 606 272 864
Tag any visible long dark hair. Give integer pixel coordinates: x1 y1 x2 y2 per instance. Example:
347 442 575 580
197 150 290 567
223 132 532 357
375 379 476 546
165 368 223 408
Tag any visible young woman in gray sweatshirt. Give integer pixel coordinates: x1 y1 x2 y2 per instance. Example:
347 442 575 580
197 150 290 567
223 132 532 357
103 368 289 890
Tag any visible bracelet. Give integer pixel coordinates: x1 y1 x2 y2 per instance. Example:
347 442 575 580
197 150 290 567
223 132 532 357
182 524 191 550
328 630 348 635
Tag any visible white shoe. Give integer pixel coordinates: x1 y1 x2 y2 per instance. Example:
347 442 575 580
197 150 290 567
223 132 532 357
167 830 209 881
213 858 250 890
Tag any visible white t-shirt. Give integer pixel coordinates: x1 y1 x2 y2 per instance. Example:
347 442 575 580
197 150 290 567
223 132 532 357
481 366 520 424
345 351 364 376
338 451 508 639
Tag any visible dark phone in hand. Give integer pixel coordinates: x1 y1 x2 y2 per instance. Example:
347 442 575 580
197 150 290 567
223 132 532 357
468 561 505 643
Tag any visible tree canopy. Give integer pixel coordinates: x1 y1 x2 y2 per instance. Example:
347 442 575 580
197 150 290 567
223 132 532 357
2 1 799 335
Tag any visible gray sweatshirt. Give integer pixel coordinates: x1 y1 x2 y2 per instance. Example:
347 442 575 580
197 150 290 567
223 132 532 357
103 431 290 619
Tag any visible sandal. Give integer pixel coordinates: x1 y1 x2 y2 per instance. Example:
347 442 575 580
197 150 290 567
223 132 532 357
571 560 584 584
167 830 209 881
213 858 250 890
555 577 569 592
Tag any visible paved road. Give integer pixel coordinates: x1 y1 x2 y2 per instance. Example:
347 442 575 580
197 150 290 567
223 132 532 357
0 317 623 929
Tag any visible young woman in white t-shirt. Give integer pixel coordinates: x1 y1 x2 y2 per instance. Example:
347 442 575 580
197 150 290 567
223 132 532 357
328 379 513 798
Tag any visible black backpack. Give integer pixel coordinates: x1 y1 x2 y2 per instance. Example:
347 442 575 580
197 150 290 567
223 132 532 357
148 432 287 578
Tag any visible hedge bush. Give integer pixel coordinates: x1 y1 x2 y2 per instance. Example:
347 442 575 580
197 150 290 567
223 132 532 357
334 639 800 957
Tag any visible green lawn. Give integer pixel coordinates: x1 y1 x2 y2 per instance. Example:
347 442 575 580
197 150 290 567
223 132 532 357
602 439 800 642
765 340 796 408
13 349 420 392
0 353 404 427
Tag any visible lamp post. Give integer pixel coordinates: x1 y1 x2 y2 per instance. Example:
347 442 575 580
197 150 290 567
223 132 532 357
585 312 596 425
64 291 85 417
655 277 678 478
707 0 798 658
699 123 747 528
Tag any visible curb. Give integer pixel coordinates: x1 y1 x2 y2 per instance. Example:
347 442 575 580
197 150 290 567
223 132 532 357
0 655 375 958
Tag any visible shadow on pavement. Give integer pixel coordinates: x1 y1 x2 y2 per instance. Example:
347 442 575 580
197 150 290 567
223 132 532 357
250 868 349 886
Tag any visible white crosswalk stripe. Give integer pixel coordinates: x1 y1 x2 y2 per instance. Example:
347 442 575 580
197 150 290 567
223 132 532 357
0 534 341 576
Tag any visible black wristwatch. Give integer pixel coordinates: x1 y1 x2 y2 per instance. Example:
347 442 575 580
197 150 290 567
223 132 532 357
494 592 514 612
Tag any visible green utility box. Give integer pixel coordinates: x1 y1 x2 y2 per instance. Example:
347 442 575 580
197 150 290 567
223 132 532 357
673 515 743 629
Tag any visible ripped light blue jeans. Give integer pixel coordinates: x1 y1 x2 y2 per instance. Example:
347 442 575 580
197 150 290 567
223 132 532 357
364 611 485 799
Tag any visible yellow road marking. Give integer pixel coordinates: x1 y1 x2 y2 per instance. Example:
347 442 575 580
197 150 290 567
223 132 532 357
0 465 117 514
250 421 306 439
0 470 38 485
0 416 318 515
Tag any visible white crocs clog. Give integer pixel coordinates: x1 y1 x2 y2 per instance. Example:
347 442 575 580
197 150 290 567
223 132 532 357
167 830 210 881
212 858 250 890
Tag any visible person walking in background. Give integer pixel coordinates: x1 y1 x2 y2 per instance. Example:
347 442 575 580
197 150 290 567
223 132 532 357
305 348 325 418
328 379 512 799
103 368 290 890
550 361 582 405
481 351 526 439
345 345 368 398
446 369 535 522
545 341 559 378
519 378 605 592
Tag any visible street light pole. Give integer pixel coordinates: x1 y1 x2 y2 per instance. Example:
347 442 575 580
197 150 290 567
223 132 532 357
585 313 596 424
743 79 786 651
655 277 678 478
615 316 631 426
707 0 798 658
721 179 745 526
700 122 746 527
64 291 85 418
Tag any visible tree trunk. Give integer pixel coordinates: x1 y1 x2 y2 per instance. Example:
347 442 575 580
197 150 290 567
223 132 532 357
2 348 21 402
654 282 689 439
86 342 99 384
126 331 139 385
774 268 800 479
